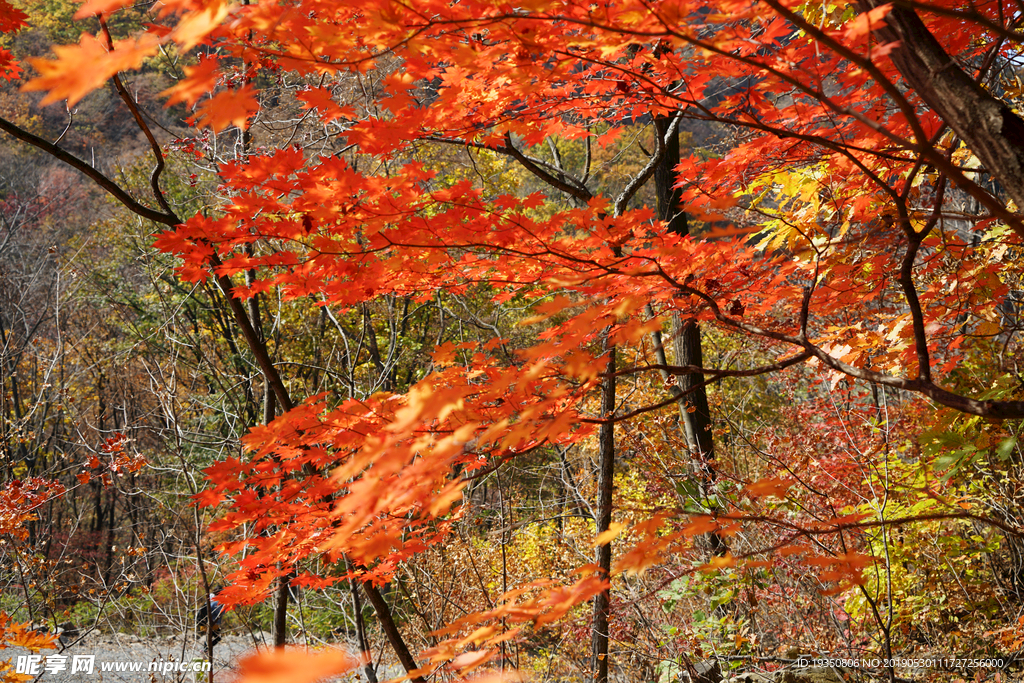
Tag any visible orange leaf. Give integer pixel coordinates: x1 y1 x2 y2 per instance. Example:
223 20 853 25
593 522 624 547
449 650 493 674
163 56 221 106
194 85 259 132
682 516 719 536
700 553 736 572
235 647 357 683
461 673 525 683
295 87 354 123
3 618 58 652
74 0 135 18
743 477 795 499
844 4 893 41
23 33 158 106
171 0 234 50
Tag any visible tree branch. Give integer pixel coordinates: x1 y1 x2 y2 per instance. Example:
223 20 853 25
614 113 679 216
0 116 180 226
99 16 175 218
502 133 595 203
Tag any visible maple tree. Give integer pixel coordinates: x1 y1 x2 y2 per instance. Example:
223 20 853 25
2 0 1024 679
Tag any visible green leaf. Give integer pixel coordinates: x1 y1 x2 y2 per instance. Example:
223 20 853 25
996 436 1017 461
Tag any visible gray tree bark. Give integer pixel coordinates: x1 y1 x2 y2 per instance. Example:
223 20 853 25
866 3 1024 202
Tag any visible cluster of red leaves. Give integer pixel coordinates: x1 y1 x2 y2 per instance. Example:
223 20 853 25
0 481 60 682
74 433 147 486
0 478 64 539
0 0 26 81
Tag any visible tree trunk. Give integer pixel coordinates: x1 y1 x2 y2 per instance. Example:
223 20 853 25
671 317 715 461
273 573 289 647
361 581 426 683
348 562 378 683
855 0 1024 235
653 115 715 463
653 117 688 238
590 347 616 683
654 115 725 556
